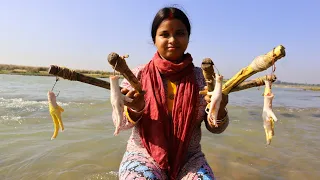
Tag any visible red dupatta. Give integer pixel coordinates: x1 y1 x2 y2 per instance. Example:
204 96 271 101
139 52 200 179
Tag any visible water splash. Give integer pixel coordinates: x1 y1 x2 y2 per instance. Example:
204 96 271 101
0 97 70 112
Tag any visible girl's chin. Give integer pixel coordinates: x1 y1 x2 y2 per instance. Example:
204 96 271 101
163 52 183 61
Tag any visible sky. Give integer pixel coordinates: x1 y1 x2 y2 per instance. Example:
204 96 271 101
1 0 319 84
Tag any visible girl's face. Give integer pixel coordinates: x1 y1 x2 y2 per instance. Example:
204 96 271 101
154 19 189 62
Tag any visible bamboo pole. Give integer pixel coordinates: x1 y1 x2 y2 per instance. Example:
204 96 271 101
230 74 277 93
48 52 143 92
222 45 285 94
49 46 284 94
48 65 113 90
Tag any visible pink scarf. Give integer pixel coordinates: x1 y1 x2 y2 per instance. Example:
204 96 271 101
139 52 199 179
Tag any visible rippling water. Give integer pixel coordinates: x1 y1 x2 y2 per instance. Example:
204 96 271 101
0 74 319 180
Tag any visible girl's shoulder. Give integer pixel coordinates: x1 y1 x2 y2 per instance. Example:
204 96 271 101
120 64 147 90
193 66 203 78
130 64 147 78
193 66 206 88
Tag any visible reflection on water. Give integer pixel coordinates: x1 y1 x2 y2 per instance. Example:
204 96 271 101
311 113 320 118
280 112 300 118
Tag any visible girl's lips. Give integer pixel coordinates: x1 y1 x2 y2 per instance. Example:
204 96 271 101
168 47 178 51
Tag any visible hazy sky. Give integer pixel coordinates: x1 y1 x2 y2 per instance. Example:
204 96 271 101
1 0 319 84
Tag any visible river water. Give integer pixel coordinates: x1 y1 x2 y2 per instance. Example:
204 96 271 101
0 74 319 180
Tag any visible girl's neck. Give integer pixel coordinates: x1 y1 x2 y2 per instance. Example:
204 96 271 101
159 55 184 64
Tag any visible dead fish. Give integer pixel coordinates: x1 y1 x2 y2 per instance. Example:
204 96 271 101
47 91 64 140
206 73 223 127
262 80 278 145
110 75 132 135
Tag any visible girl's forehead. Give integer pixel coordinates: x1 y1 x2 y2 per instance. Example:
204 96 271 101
157 19 187 31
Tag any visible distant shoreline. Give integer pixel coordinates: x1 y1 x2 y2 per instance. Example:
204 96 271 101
0 70 112 78
1 64 319 91
273 84 320 91
0 64 113 78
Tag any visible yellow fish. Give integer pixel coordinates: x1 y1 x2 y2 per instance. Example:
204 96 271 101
262 80 278 145
48 91 64 140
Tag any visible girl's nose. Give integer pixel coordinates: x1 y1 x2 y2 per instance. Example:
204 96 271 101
168 35 176 43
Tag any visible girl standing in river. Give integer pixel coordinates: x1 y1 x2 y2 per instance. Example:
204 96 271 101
113 6 229 180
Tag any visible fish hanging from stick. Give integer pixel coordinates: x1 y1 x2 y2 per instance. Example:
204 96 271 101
47 90 64 140
199 59 224 127
262 79 278 145
47 53 143 136
110 75 133 135
47 46 286 140
109 55 133 135
205 73 223 127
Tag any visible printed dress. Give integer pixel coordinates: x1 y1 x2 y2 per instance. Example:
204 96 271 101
113 64 216 180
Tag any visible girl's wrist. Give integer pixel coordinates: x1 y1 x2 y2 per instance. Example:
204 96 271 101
127 105 145 114
125 106 143 123
217 107 228 120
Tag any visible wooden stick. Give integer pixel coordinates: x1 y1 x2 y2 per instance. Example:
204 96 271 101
222 45 285 94
107 52 143 93
48 65 114 90
199 58 277 94
201 58 215 92
230 74 277 93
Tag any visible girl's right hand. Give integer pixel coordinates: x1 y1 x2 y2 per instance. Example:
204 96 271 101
121 88 145 112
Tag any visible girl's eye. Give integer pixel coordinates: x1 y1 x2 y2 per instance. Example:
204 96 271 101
161 33 169 38
176 31 186 36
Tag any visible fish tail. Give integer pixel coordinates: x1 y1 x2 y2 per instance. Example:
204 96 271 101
56 113 64 132
264 117 275 145
270 117 275 136
51 115 59 140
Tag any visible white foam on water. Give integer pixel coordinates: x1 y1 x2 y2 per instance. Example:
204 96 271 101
0 115 23 124
0 97 73 125
0 97 71 111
